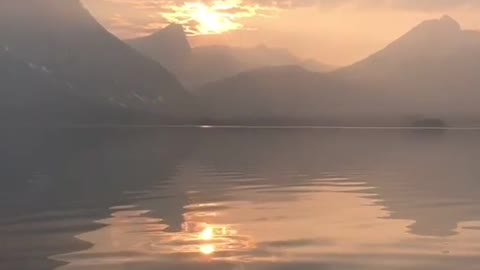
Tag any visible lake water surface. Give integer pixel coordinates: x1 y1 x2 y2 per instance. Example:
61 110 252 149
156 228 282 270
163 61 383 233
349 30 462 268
2 128 480 270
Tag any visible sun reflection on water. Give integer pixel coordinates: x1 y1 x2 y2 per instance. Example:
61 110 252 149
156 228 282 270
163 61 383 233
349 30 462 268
193 223 250 256
198 226 216 255
200 244 215 255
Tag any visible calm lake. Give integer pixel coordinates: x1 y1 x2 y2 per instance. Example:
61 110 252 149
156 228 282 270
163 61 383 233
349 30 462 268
2 128 480 270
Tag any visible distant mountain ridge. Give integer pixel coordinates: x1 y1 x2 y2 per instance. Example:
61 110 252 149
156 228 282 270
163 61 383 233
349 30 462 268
336 15 480 80
126 25 333 88
0 0 196 124
197 15 480 126
334 15 480 121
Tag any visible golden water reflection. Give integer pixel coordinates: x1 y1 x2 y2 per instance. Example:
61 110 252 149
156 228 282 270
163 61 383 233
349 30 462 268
199 244 215 255
54 201 256 268
54 178 480 269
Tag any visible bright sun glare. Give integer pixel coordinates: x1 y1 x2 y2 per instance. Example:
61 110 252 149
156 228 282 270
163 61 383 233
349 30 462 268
193 4 230 34
163 0 269 35
200 244 216 255
199 226 215 241
198 226 216 255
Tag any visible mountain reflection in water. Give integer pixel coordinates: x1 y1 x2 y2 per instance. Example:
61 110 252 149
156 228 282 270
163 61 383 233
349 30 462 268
2 128 480 270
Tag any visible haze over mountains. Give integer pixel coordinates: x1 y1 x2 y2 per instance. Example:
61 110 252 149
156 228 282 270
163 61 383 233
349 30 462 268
126 25 333 88
198 15 480 126
337 15 480 119
0 0 196 124
1 2 480 126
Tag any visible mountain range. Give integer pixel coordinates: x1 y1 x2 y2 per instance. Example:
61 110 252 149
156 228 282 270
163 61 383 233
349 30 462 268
0 0 196 124
126 25 333 88
1 3 480 126
197 15 480 126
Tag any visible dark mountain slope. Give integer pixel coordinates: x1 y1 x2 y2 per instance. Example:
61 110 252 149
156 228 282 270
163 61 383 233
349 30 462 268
0 0 197 123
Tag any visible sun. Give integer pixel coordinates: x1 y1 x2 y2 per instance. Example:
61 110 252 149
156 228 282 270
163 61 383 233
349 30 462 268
199 226 215 241
177 2 241 35
163 1 257 35
192 6 227 34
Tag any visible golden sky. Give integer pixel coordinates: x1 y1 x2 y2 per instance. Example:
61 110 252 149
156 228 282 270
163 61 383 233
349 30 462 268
82 0 480 65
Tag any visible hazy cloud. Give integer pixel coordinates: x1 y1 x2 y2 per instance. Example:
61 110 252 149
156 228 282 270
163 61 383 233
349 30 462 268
241 0 480 10
84 0 480 38
86 0 277 36
100 0 480 10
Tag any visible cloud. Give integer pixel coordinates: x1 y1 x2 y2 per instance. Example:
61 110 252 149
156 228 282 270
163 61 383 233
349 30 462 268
246 0 480 10
102 0 480 10
85 0 480 38
86 0 277 37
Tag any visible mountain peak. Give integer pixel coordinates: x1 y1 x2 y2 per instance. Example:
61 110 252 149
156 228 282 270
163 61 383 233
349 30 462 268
126 23 191 69
440 15 457 24
415 15 461 33
152 23 186 37
164 23 185 32
439 15 460 28
145 24 190 51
